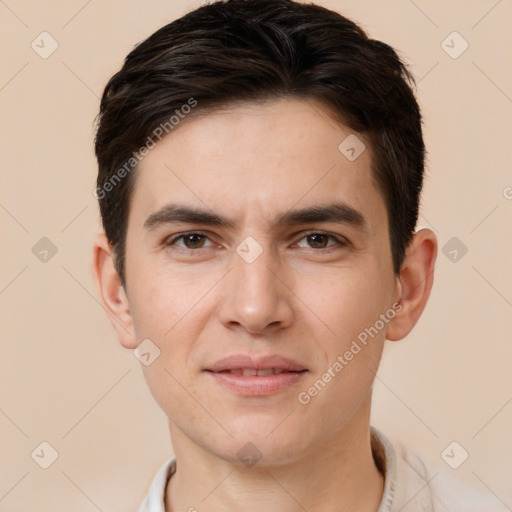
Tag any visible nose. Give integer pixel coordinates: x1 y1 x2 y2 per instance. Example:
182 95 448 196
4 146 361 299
217 247 294 335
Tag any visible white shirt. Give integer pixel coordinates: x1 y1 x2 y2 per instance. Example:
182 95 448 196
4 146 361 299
138 427 507 511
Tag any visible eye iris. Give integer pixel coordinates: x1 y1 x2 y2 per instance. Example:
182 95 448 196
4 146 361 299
308 234 328 248
184 234 204 248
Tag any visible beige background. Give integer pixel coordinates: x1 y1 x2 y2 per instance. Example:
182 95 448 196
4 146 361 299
1 0 511 510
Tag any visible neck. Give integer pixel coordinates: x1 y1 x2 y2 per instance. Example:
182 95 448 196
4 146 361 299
165 405 384 511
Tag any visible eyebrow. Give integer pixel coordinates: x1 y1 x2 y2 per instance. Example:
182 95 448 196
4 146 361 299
143 202 367 232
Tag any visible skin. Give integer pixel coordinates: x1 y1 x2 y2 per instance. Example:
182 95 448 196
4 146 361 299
93 97 437 511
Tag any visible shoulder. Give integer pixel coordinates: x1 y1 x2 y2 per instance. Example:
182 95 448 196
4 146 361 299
385 433 508 511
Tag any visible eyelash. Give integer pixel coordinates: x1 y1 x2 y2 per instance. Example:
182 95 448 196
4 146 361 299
163 231 350 253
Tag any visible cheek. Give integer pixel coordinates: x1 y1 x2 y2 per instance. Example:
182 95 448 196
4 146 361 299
297 267 387 347
294 265 390 407
130 278 204 423
127 267 214 386
296 273 387 424
128 265 205 340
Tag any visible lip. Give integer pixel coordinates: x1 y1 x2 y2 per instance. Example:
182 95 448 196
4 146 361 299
206 354 307 373
204 354 308 396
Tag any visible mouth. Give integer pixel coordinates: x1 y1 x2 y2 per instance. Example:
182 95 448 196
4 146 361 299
215 368 299 376
204 355 308 396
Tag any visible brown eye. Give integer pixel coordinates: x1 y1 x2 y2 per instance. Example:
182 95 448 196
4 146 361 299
295 233 343 249
182 234 206 248
306 234 330 248
166 232 214 250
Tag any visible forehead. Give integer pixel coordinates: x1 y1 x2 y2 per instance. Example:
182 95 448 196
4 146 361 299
130 97 386 231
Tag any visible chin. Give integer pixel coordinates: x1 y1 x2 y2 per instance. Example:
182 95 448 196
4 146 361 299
211 414 313 468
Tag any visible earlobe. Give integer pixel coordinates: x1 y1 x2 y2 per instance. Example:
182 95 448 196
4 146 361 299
91 233 138 349
385 228 437 342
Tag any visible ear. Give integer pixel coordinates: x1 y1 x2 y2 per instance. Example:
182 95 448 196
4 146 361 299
91 233 138 349
386 228 437 341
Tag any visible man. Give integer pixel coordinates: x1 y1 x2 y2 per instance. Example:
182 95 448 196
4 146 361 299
92 1 504 510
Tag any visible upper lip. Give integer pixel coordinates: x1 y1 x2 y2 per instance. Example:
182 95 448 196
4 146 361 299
205 354 307 372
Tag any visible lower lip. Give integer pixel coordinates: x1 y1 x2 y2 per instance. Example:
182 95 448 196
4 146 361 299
206 371 307 396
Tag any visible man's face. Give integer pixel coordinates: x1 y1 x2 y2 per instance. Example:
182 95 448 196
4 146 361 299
123 98 400 464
